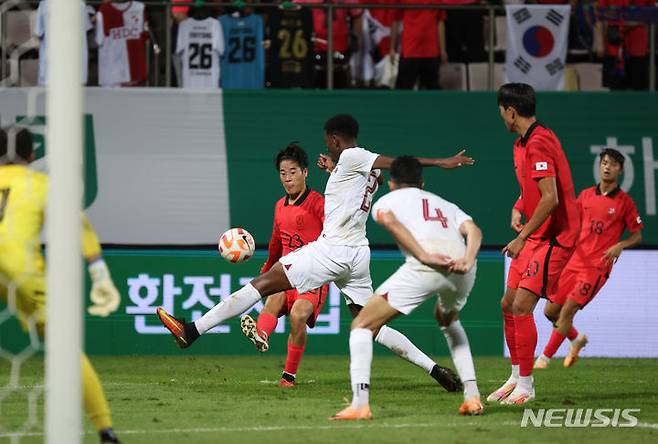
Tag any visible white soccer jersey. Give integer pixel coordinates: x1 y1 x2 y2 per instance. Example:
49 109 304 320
176 17 224 89
34 0 93 85
372 187 472 268
321 147 380 246
95 1 148 87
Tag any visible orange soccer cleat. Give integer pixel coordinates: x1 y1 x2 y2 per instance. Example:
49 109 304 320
156 307 198 349
329 405 373 421
564 334 588 368
459 397 484 416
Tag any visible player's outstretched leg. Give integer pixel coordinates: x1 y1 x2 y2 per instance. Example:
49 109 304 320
374 325 461 392
81 354 121 444
156 264 293 349
487 288 519 402
437 310 483 415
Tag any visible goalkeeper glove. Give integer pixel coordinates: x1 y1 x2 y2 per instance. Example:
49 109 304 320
88 259 121 317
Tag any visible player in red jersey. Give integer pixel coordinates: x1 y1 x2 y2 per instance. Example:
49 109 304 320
534 148 643 369
239 144 328 387
488 83 580 405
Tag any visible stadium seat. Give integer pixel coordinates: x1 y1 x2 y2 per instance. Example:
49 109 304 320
19 59 39 86
562 66 578 91
467 63 505 91
484 16 508 53
4 10 38 49
439 63 467 91
572 63 607 91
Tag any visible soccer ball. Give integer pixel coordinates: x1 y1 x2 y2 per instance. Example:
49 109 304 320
218 228 255 263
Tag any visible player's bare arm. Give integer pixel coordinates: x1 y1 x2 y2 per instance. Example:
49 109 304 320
503 176 558 258
511 195 525 233
450 220 482 274
371 150 475 170
375 209 454 269
603 230 642 265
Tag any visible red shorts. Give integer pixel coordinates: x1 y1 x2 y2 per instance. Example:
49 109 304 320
507 238 574 299
550 265 609 307
278 284 329 328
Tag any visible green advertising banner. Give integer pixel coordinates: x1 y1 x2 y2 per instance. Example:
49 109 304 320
1 250 504 357
223 91 658 247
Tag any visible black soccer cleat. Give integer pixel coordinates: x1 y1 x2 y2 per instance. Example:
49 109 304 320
99 428 121 444
430 364 463 392
156 307 200 349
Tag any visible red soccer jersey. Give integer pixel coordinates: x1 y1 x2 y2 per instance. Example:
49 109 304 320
393 0 446 58
261 189 325 273
598 0 653 57
513 122 580 247
568 185 643 270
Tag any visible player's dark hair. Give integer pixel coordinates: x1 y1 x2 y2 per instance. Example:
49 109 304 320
497 83 536 117
324 114 359 140
0 125 34 162
390 156 423 187
275 143 309 170
600 148 625 169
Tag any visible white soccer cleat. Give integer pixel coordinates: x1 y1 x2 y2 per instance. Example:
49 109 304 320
240 314 269 352
486 381 516 403
534 355 550 369
500 385 535 405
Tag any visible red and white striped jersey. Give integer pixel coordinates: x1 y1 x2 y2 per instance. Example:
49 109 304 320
96 1 149 87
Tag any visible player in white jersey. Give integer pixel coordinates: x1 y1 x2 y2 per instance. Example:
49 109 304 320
331 156 484 420
176 16 224 89
156 115 473 390
34 0 93 85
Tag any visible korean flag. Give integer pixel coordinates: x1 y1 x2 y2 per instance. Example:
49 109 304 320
505 5 571 91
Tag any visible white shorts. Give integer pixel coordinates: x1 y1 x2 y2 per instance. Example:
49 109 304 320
279 239 373 307
375 262 476 315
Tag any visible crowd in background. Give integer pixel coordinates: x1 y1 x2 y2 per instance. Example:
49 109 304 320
1 0 656 90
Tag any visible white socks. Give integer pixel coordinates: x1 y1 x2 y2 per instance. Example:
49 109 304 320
441 320 480 400
349 328 373 408
194 283 262 334
509 364 520 383
518 375 534 391
375 325 436 373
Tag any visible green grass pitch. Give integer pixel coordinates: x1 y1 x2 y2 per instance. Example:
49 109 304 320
1 355 657 443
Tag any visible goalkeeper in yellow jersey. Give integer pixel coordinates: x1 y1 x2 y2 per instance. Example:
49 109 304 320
0 126 122 444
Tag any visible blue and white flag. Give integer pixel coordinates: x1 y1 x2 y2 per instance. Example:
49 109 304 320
505 5 571 91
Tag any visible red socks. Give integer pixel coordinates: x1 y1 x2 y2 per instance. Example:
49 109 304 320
543 326 579 358
284 343 305 376
256 313 278 340
503 312 519 365
567 326 578 341
514 314 537 377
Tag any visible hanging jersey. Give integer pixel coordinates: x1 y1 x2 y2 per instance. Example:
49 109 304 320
266 7 313 88
372 187 472 268
34 0 93 85
219 14 265 89
96 1 149 87
176 17 224 89
321 147 381 247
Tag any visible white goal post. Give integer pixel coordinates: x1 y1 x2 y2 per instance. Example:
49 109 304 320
45 0 83 442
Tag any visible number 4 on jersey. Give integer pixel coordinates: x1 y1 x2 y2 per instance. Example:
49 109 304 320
422 198 448 228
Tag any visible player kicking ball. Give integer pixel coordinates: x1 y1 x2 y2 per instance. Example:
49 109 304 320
534 148 643 369
156 114 473 393
239 143 329 387
488 84 580 405
331 156 484 420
